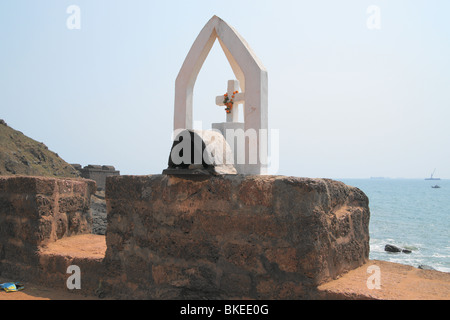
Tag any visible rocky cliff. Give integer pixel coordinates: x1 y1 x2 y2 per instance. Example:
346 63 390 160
0 119 79 178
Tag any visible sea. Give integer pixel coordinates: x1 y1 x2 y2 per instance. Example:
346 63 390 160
338 178 450 273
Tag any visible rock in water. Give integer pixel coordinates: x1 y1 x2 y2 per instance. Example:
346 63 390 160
385 244 402 253
385 244 413 254
418 265 435 270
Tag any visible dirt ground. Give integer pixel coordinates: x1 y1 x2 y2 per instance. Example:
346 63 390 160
1 234 449 300
3 260 449 300
0 280 100 300
318 259 450 300
0 235 106 300
38 234 106 260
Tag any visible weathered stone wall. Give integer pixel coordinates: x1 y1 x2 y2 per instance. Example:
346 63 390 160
72 165 120 190
102 174 370 299
0 176 96 279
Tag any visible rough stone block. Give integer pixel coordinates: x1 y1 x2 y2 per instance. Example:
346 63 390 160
103 174 370 299
0 176 96 278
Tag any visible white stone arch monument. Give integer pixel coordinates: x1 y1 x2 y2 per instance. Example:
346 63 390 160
174 15 268 175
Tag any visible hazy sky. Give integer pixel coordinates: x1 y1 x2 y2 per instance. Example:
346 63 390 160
1 0 449 179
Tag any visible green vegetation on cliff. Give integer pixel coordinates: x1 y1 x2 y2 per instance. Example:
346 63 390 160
0 119 79 178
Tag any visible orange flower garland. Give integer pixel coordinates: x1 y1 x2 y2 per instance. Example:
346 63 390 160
223 90 239 114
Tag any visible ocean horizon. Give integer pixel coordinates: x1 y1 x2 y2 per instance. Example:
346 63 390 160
339 178 450 273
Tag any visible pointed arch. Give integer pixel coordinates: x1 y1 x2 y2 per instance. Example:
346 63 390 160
173 16 268 174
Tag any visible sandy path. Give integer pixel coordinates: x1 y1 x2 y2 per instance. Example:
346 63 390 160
318 260 450 300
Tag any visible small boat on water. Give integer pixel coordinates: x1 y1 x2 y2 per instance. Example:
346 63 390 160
425 169 441 180
431 185 441 189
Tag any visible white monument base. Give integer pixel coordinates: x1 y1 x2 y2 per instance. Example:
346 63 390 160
212 122 247 174
212 122 245 135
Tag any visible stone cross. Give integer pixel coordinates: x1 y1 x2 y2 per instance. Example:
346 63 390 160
215 80 245 123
